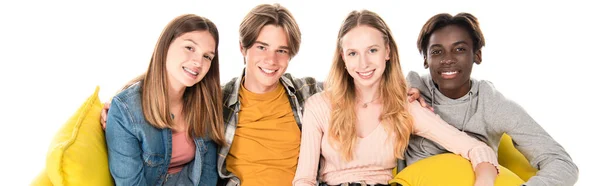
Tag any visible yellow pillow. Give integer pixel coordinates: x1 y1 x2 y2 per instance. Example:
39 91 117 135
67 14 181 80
32 86 114 186
498 133 538 181
31 169 52 186
390 153 524 186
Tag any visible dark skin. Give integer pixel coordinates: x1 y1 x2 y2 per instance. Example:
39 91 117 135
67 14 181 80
424 25 482 99
423 24 497 185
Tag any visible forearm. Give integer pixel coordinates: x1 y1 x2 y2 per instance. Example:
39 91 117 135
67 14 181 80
522 158 579 186
495 101 579 185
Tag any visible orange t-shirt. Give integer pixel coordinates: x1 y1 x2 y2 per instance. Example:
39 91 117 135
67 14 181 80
226 82 301 186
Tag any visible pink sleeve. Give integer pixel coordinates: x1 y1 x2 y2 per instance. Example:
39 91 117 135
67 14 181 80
409 102 499 172
292 95 326 186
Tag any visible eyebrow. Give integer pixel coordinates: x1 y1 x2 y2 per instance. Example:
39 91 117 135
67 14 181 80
429 41 469 49
184 39 215 55
256 40 291 50
344 44 381 52
184 39 198 45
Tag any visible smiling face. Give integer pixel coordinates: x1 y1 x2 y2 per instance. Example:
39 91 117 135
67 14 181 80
340 25 390 90
241 24 291 93
425 24 481 99
165 30 216 90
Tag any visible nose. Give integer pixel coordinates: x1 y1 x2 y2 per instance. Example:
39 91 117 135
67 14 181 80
191 53 204 67
358 54 369 69
192 61 201 67
263 51 277 65
440 55 456 65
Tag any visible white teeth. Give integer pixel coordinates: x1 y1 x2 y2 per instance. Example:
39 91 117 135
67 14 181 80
260 67 276 74
183 67 198 76
358 70 374 76
441 71 457 75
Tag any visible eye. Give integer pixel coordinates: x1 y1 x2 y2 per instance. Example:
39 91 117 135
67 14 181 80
455 47 466 52
369 48 378 53
185 46 195 52
203 55 213 61
430 50 441 55
257 45 266 51
277 49 289 54
347 51 356 56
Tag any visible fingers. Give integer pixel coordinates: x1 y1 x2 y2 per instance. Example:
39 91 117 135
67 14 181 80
407 93 416 102
100 101 111 130
417 97 434 112
407 88 420 103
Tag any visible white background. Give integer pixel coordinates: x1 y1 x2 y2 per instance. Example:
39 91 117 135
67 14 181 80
0 0 597 185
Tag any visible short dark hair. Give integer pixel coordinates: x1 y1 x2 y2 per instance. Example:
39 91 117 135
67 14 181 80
417 12 485 57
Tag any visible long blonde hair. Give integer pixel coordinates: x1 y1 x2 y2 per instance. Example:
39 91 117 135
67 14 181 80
140 14 225 145
326 10 413 161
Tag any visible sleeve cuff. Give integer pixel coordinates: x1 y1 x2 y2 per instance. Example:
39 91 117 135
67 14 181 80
468 146 500 174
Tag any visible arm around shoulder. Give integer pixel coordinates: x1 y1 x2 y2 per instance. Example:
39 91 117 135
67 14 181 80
409 101 499 172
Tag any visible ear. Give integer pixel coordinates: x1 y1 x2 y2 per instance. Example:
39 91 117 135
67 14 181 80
386 45 391 61
474 49 482 65
423 57 429 69
239 42 247 64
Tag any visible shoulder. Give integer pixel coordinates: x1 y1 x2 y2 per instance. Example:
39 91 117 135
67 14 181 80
406 71 431 93
301 92 331 129
283 73 323 93
222 77 238 95
112 83 142 109
110 83 145 124
303 92 331 114
474 79 514 106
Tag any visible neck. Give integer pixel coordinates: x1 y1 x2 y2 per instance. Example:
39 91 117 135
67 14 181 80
355 83 380 104
168 84 185 111
243 75 279 94
436 80 471 99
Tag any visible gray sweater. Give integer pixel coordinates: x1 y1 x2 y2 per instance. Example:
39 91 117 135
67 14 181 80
401 71 578 186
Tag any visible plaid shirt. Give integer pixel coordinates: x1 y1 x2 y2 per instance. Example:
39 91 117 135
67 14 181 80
217 70 323 186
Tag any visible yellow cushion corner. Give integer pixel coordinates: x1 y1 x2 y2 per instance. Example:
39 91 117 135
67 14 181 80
30 169 52 186
43 86 113 186
498 133 538 181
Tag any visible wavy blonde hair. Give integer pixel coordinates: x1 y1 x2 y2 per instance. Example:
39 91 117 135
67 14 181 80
326 10 413 161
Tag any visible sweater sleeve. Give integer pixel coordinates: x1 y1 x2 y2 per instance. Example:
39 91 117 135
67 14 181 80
293 94 326 186
410 101 499 172
484 84 579 186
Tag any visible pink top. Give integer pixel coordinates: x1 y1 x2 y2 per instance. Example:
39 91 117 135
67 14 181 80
167 130 196 174
292 92 498 185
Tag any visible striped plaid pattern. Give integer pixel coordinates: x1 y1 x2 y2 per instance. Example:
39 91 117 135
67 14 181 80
217 70 323 186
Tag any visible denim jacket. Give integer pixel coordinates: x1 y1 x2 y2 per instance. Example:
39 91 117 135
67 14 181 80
217 70 323 186
106 83 219 186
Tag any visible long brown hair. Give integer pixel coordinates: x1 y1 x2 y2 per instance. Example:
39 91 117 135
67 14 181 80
141 14 225 145
326 10 413 161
